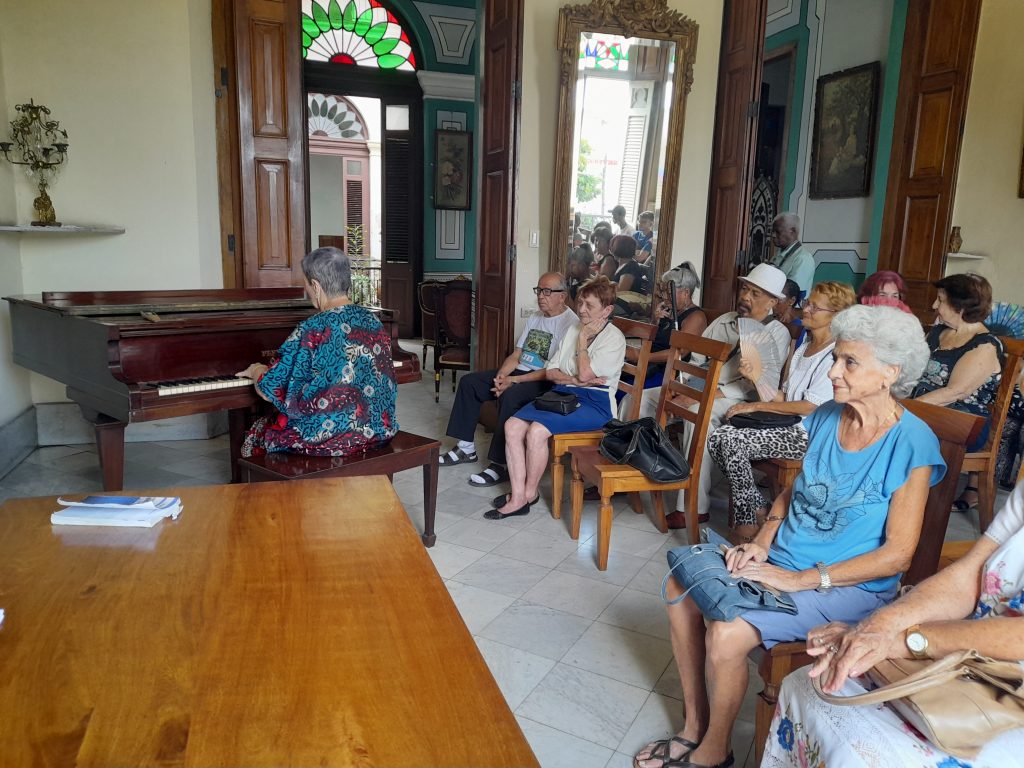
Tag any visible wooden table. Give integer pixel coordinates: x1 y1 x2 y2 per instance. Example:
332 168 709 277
0 478 538 767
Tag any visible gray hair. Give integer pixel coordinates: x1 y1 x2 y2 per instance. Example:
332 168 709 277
774 211 801 234
539 270 567 290
831 305 929 398
301 247 351 297
661 261 701 296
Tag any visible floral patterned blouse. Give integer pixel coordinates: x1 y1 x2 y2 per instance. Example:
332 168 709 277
913 326 1003 418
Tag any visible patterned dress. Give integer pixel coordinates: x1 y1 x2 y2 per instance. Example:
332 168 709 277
241 304 398 457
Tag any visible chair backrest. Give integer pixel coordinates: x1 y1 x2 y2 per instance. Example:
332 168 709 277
438 279 473 347
612 317 659 420
976 336 1024 455
655 331 733 479
901 399 983 586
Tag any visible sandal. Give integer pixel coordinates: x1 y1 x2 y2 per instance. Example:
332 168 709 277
491 493 540 509
634 736 699 768
469 462 509 486
438 447 477 466
666 752 733 768
951 485 979 514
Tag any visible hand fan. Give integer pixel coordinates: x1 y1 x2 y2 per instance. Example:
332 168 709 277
738 317 785 392
985 302 1024 339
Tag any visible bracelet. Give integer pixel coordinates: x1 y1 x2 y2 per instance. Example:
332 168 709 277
765 514 785 522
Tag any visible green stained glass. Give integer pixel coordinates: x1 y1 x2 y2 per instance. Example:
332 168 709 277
302 15 319 38
377 54 406 69
342 0 357 31
372 38 399 56
328 0 344 28
312 3 331 32
364 22 387 46
302 0 417 71
327 104 338 119
354 9 373 36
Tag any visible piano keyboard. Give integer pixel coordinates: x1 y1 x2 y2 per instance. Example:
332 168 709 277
154 377 254 397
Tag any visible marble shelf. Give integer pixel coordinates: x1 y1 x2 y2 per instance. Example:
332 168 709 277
0 224 125 235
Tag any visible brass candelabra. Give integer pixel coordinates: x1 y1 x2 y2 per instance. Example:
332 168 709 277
0 100 69 226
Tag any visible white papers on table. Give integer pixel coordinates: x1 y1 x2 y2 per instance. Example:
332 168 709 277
51 495 183 528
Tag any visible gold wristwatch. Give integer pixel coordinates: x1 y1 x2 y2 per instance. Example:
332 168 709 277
905 625 930 659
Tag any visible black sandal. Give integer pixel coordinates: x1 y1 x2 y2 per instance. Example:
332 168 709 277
469 462 509 486
438 447 477 466
951 485 979 513
665 752 733 768
633 736 699 768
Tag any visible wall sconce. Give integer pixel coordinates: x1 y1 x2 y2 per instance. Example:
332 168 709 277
0 99 70 226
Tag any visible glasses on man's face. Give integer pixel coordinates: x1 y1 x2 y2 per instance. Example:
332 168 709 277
533 287 565 297
803 303 836 315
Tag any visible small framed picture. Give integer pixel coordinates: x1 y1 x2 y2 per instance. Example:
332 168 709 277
433 130 472 211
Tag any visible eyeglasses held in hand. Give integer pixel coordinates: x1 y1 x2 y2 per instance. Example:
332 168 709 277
533 287 565 296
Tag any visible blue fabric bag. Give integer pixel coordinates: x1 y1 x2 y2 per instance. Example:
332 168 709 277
661 543 799 622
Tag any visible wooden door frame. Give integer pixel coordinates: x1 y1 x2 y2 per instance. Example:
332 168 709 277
761 42 797 212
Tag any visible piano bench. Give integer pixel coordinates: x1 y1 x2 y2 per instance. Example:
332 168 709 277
237 430 441 546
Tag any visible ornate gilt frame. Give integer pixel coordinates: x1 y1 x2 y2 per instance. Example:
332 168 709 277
548 0 699 280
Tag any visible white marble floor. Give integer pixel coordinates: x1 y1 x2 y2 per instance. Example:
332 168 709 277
0 344 1004 768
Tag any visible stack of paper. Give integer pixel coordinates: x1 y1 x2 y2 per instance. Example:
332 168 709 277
51 495 183 528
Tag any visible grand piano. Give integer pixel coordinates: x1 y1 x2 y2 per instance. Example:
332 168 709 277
4 289 421 490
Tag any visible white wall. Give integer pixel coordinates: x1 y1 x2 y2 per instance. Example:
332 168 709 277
309 154 345 247
0 0 221 404
0 30 32 426
515 0 723 335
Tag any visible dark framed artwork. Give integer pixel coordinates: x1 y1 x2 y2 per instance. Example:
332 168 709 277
809 61 881 199
433 130 472 210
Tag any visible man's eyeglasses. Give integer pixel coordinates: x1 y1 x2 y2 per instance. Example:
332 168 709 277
803 303 836 315
533 287 565 296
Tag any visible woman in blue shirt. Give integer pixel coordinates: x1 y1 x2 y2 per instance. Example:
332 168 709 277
634 305 944 768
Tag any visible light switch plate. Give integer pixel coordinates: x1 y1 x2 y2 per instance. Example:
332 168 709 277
529 230 539 248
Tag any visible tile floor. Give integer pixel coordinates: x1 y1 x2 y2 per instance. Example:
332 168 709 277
0 344 1006 768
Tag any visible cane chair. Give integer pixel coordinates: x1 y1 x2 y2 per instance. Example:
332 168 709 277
568 332 732 569
750 400 982 763
549 317 659 521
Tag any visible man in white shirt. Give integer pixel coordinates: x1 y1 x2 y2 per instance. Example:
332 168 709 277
639 263 792 528
609 205 635 236
770 212 815 297
439 272 579 487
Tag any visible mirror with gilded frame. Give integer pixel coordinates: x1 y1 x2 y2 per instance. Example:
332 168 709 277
550 0 698 319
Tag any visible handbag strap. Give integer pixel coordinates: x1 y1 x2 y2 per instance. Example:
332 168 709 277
811 650 1024 706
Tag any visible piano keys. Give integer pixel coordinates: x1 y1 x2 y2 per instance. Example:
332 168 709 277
3 289 421 490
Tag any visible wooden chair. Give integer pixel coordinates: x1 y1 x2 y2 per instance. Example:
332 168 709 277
434 278 473 403
750 400 982 764
238 431 441 546
417 280 444 370
961 336 1024 530
549 317 659 521
568 332 732 569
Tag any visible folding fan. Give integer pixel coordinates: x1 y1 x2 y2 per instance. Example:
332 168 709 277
738 317 785 393
986 302 1024 339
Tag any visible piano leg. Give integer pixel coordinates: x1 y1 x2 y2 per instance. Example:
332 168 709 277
422 443 439 547
87 414 127 491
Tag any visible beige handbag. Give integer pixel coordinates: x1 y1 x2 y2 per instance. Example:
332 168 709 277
813 650 1024 759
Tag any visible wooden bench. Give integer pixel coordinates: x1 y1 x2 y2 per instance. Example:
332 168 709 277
238 431 441 546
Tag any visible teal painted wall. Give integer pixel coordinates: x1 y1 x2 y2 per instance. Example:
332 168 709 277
422 98 477 273
765 1 810 211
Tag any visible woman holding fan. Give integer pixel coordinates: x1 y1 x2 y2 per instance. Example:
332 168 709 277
708 282 856 543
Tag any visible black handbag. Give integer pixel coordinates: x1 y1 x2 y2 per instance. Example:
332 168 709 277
728 411 801 430
598 417 690 483
534 390 580 415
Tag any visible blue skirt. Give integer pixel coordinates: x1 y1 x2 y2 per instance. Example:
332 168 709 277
513 385 613 435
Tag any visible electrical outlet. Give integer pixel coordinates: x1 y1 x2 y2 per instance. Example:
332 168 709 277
529 230 539 248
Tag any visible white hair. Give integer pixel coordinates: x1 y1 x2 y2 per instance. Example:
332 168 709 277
661 261 701 296
830 305 930 398
773 212 801 234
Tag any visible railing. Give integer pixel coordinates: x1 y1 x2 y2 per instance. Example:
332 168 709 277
350 259 382 307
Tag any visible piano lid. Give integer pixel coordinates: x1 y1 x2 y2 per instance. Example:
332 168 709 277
4 288 311 316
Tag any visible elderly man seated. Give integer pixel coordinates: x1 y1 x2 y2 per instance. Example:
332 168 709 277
437 271 579 487
639 263 792 529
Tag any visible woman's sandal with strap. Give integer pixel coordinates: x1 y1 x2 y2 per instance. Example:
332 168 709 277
665 752 734 768
951 485 979 514
633 736 699 768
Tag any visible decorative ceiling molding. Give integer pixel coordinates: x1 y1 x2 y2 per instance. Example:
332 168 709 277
413 2 476 66
416 71 475 101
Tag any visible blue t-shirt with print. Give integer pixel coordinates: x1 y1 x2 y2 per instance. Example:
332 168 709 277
768 401 946 593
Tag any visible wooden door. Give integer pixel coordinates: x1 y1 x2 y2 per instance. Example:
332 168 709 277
380 98 423 338
701 0 767 313
475 0 524 370
877 0 981 317
233 0 308 288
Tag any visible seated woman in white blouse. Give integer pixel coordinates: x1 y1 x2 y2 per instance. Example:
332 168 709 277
708 282 857 542
482 276 626 520
762 479 1024 768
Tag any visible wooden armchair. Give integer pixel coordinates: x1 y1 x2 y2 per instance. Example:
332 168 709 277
417 280 444 370
549 317 659 521
434 277 473 403
750 400 983 763
568 332 732 569
962 336 1024 530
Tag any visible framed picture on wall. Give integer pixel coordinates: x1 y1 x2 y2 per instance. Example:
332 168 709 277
433 130 472 211
809 61 881 199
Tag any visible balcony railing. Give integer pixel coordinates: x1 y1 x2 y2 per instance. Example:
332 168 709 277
350 259 381 307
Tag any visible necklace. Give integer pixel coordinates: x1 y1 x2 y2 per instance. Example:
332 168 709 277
840 403 900 451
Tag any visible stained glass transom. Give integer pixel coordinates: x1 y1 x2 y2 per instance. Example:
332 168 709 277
307 93 368 140
578 36 631 72
302 0 417 71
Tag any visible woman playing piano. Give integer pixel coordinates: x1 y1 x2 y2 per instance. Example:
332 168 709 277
236 246 398 457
